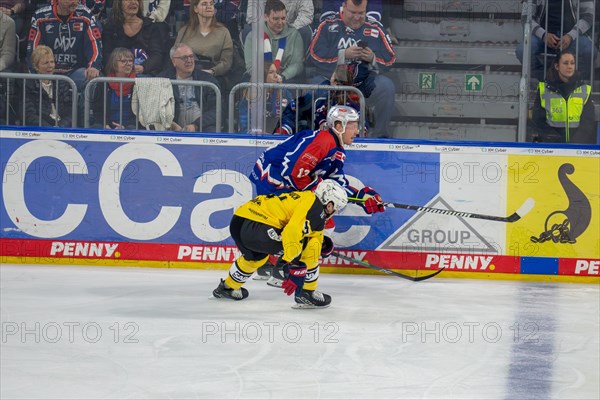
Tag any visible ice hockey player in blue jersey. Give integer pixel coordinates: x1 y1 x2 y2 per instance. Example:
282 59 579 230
249 105 385 284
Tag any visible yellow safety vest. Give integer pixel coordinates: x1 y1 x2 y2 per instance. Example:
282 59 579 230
538 82 591 142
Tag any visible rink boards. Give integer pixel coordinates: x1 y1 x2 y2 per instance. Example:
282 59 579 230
1 127 599 283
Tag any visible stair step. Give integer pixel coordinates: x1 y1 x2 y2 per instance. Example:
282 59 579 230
393 41 521 66
390 68 520 96
391 18 523 43
388 121 517 141
403 0 521 15
395 94 519 119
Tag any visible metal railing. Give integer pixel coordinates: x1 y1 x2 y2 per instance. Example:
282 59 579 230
0 72 78 128
518 0 534 142
84 77 222 132
228 83 367 135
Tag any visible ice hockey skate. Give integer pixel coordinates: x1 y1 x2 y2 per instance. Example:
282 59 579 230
292 289 331 309
252 261 274 280
266 262 286 288
212 279 249 300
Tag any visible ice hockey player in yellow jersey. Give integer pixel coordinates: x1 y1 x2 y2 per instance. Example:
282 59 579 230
212 180 348 308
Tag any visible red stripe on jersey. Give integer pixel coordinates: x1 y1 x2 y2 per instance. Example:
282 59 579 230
290 132 337 190
333 151 345 161
364 21 396 65
86 22 100 67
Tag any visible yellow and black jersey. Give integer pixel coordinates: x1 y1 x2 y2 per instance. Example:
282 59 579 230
234 191 327 263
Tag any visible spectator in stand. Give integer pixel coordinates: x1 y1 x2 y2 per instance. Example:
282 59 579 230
245 0 313 52
84 0 105 18
214 0 243 46
142 0 170 22
320 0 399 44
24 45 73 127
238 60 293 132
0 12 16 124
102 0 166 76
27 0 102 91
175 0 234 89
320 0 381 23
0 12 16 71
275 63 369 135
92 47 137 129
529 49 595 144
0 0 25 37
161 43 220 132
308 0 396 138
517 0 596 80
27 0 105 18
243 0 303 83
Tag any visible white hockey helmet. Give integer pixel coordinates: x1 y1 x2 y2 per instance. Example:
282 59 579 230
326 105 360 144
314 179 348 213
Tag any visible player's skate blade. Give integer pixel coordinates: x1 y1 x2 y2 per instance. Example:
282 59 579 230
266 263 286 288
252 262 274 280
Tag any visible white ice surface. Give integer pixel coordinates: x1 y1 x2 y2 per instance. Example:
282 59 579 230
1 264 598 400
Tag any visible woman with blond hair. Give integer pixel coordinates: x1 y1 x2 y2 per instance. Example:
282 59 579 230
175 0 234 85
24 45 73 127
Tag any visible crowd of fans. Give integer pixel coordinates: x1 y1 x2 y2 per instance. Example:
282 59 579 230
0 0 598 143
0 0 402 136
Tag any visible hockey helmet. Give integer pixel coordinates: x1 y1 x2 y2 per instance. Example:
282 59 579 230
326 105 360 144
314 179 348 213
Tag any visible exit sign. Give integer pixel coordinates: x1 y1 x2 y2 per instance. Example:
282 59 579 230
419 72 436 90
465 74 482 91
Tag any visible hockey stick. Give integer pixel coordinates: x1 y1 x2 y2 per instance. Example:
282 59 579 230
348 197 535 223
330 251 444 282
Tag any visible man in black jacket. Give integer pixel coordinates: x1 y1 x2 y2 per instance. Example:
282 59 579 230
161 43 220 132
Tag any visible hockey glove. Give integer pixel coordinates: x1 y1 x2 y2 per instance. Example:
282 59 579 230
357 186 385 214
321 236 334 257
281 263 307 296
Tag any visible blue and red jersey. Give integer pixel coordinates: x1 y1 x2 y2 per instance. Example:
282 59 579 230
27 3 102 74
250 129 355 197
276 85 367 135
308 16 396 78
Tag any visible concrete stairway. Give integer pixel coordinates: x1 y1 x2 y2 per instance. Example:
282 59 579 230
387 0 523 141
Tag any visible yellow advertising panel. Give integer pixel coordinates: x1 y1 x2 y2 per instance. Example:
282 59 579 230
507 155 600 259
